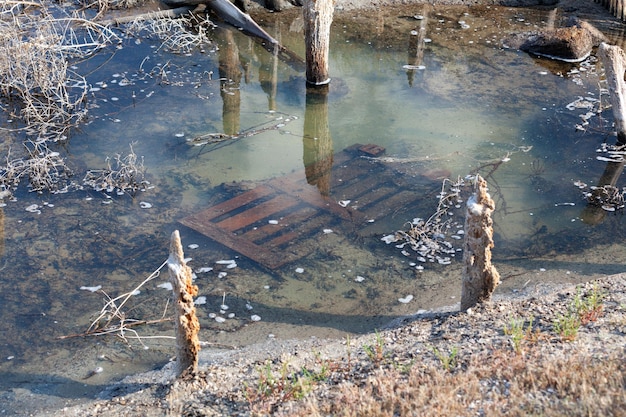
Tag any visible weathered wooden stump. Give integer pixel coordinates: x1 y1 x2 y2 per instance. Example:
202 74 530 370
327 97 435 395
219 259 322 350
599 42 626 144
167 230 201 377
460 175 500 311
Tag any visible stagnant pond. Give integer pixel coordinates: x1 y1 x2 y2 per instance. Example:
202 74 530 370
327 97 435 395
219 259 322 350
1 3 626 413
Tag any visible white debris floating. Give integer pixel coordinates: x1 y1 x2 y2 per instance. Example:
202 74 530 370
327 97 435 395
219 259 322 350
398 295 414 304
80 285 102 292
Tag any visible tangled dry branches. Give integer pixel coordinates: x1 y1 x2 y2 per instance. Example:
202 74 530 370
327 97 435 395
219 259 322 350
83 145 147 195
0 3 118 140
382 176 469 267
59 260 172 348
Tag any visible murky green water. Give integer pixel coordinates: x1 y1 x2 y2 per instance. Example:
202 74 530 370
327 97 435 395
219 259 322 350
1 3 626 413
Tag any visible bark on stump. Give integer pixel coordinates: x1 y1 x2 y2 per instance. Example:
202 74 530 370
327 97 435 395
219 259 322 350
460 175 500 311
167 230 201 377
303 0 333 86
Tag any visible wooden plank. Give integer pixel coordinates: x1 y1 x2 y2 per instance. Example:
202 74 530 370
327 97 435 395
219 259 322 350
349 185 397 209
266 211 334 247
179 215 283 269
360 190 421 220
186 185 275 222
331 170 388 201
215 193 300 232
268 175 361 221
178 144 415 269
241 205 318 242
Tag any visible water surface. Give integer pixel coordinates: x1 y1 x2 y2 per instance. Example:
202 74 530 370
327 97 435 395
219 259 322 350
1 3 625 413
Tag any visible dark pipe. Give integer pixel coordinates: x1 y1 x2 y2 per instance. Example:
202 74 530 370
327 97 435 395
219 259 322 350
162 0 278 45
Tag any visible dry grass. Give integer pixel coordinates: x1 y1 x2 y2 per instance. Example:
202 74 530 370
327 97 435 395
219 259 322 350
259 285 625 417
0 2 117 141
82 144 147 195
125 11 215 54
0 1 203 197
277 348 625 417
0 1 119 196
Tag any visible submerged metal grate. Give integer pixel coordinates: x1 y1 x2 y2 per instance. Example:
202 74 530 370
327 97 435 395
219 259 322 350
180 144 428 269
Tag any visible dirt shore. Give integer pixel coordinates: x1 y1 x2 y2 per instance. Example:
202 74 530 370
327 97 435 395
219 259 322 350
44 274 626 416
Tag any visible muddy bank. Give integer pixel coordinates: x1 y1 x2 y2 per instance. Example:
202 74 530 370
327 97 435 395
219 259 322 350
40 274 626 416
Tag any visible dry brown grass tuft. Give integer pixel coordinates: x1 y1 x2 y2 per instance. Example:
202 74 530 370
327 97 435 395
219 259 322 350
277 348 625 417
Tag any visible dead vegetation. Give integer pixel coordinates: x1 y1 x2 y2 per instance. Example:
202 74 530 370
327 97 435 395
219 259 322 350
279 349 625 417
0 1 216 200
0 1 118 197
261 284 625 417
82 144 147 195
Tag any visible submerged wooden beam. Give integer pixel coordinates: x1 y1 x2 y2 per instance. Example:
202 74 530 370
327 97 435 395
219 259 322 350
168 230 201 377
460 175 500 311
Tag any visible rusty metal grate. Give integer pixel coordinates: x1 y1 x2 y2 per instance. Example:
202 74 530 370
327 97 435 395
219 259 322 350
180 144 426 269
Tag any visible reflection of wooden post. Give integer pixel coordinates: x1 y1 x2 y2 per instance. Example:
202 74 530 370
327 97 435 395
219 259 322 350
599 43 626 144
583 43 626 224
258 30 280 111
217 27 242 135
303 88 333 196
406 5 430 87
168 230 200 377
580 160 626 224
303 0 333 86
461 175 500 311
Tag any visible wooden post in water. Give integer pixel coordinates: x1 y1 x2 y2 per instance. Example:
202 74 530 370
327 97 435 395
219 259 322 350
460 175 500 311
595 0 626 21
303 0 333 86
167 230 201 377
580 43 626 224
598 42 626 144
